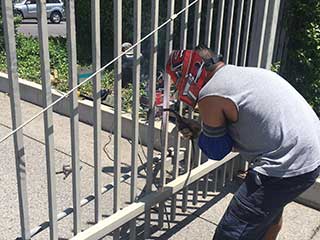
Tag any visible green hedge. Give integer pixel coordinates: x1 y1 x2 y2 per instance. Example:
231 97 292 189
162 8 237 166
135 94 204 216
0 32 143 112
0 34 69 87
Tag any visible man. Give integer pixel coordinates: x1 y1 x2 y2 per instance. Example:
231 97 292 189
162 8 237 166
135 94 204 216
166 46 320 240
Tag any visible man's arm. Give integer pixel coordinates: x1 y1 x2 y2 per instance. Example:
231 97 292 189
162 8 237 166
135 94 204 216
197 96 237 160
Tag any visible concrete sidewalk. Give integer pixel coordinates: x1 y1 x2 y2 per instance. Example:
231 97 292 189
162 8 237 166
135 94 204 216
0 91 319 240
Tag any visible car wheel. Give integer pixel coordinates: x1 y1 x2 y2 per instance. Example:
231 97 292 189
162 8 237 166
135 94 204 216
50 11 61 24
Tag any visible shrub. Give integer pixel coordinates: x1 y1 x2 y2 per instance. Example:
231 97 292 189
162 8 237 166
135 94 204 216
0 34 68 85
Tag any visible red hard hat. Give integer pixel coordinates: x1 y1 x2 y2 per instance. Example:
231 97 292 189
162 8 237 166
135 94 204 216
166 50 207 108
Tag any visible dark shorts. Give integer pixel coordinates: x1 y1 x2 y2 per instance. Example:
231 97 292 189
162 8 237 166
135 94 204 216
213 165 320 240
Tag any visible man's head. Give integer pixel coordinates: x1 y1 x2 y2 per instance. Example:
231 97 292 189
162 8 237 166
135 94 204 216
195 45 224 72
166 50 207 108
166 45 223 108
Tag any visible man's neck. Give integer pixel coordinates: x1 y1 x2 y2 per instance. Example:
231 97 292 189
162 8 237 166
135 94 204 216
206 62 225 83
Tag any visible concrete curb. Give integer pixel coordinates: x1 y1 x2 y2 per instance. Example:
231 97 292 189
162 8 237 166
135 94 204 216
296 178 320 211
0 72 178 150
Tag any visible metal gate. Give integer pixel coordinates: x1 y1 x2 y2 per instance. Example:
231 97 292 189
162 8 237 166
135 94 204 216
0 0 281 239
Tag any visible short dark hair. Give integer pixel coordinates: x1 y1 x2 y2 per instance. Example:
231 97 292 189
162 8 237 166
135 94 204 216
194 44 216 60
194 44 223 71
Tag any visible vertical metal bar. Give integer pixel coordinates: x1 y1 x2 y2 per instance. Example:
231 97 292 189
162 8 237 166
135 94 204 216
66 0 81 234
224 0 235 63
204 0 214 47
192 146 201 205
272 0 286 64
145 0 159 237
214 0 225 53
239 0 253 66
91 0 102 224
113 0 122 239
129 0 141 238
182 139 192 212
171 0 189 221
170 132 181 221
261 0 282 69
229 159 234 182
158 0 175 229
192 0 202 47
213 169 218 192
1 1 31 238
202 0 214 200
37 0 58 239
231 0 244 65
202 156 209 198
192 0 202 206
182 0 194 212
247 0 270 67
222 163 227 187
180 0 189 50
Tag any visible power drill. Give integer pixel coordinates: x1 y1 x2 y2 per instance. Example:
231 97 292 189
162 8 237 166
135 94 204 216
163 108 202 139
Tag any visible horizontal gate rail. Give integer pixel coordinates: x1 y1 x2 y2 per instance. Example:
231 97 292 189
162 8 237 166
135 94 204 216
71 153 240 240
17 155 168 239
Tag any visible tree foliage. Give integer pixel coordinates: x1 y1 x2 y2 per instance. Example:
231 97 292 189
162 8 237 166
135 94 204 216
282 0 320 115
74 0 182 67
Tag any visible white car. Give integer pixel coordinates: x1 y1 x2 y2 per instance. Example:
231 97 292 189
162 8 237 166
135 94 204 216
14 0 65 24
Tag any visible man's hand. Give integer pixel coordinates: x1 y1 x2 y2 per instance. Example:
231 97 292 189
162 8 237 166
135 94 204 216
164 108 201 139
176 116 201 139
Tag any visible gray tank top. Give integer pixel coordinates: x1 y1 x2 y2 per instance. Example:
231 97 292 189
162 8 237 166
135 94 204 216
199 65 320 177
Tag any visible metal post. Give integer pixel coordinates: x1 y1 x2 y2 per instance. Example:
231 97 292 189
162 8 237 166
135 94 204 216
129 0 142 238
113 0 122 238
145 0 159 237
182 140 192 212
37 0 58 239
192 0 202 206
272 0 286 64
202 156 209 198
170 0 189 221
224 0 235 63
170 139 181 221
222 163 227 187
66 0 81 234
213 169 218 192
192 0 202 47
158 0 175 229
214 0 225 53
239 0 253 66
202 0 214 199
229 159 234 182
248 0 270 67
261 0 282 69
1 0 31 238
180 0 191 214
231 0 244 65
91 0 102 224
192 146 202 205
204 0 214 47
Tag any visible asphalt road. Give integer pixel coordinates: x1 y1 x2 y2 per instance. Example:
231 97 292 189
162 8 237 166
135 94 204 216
17 19 66 37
